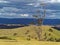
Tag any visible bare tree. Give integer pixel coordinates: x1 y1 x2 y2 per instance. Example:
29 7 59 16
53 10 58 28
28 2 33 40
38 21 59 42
33 3 46 41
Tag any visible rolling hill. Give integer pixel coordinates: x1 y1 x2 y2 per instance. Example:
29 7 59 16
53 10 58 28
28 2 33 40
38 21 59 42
0 25 60 42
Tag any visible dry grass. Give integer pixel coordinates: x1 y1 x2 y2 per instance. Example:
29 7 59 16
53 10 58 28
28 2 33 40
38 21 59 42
0 25 60 45
0 40 60 45
0 25 60 40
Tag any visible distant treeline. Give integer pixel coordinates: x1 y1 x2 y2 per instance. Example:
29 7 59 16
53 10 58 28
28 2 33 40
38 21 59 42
0 24 28 29
0 18 60 25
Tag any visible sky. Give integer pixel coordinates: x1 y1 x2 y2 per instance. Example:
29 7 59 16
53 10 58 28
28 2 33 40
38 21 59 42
0 0 60 19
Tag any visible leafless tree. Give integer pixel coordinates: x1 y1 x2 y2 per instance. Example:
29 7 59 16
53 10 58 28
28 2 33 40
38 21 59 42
33 3 46 41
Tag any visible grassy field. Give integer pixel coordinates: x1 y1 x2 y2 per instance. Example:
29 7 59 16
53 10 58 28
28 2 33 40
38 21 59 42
0 25 60 45
0 40 60 45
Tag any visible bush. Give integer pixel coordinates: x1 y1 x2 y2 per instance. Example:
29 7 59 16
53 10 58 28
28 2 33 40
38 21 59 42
13 33 17 36
56 39 60 42
49 29 53 32
27 38 31 41
48 33 51 36
35 37 37 40
44 33 47 40
48 37 54 41
0 36 8 39
25 30 29 35
0 36 13 40
28 35 30 37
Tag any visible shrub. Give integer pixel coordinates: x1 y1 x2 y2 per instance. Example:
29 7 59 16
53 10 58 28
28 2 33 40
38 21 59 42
27 30 29 32
27 38 31 41
48 33 51 36
0 36 13 40
25 30 29 35
56 39 60 42
28 35 30 37
0 36 8 39
13 33 17 36
49 29 53 32
44 33 47 40
48 37 54 41
35 37 37 40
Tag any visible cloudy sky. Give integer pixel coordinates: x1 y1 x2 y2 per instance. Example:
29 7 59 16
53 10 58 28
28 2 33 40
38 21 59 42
0 0 60 19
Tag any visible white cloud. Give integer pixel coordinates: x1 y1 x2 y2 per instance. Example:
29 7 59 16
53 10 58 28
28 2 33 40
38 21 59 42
0 7 31 18
34 3 40 7
0 0 10 3
47 0 60 3
0 7 58 18
26 0 60 7
48 13 56 17
0 12 30 18
2 0 60 3
31 0 60 7
35 9 59 12
38 0 60 3
0 13 17 16
49 15 56 17
7 0 37 2
26 3 40 7
3 7 20 11
0 7 21 13
27 3 34 5
20 14 29 17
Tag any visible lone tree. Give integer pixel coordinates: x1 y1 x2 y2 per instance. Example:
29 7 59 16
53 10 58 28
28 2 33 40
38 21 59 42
33 2 46 41
33 3 46 25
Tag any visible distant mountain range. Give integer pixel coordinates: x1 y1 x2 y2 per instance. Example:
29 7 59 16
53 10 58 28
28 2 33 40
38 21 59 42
0 18 60 25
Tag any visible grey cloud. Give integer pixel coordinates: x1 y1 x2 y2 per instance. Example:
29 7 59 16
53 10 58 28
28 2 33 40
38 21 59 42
5 0 37 2
0 13 31 18
0 7 21 13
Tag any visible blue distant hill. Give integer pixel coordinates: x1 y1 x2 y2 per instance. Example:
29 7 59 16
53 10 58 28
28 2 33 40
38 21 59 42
0 18 60 25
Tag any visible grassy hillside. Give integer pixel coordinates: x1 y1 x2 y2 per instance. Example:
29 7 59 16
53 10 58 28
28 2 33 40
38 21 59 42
0 25 60 42
0 40 60 45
